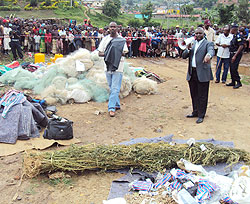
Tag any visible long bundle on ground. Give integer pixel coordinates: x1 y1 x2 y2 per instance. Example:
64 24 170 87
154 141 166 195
23 143 250 178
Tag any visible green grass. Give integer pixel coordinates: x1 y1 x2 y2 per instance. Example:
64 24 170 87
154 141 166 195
241 76 250 85
43 177 74 186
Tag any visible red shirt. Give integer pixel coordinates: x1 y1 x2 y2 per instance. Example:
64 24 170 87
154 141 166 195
45 33 52 43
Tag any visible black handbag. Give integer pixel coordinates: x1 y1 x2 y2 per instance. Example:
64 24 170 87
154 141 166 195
43 118 73 140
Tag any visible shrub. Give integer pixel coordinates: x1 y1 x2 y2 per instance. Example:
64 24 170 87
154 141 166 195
0 5 21 10
30 0 37 7
128 18 142 27
24 3 33 10
45 0 51 6
12 0 18 5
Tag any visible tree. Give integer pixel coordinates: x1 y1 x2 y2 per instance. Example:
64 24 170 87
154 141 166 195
141 1 153 23
237 0 250 24
127 0 133 6
218 4 235 25
45 0 51 6
193 0 217 10
30 0 38 7
0 0 4 6
128 18 142 27
103 0 121 18
180 4 194 15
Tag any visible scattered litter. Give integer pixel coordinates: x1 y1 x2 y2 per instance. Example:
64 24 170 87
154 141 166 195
103 197 127 204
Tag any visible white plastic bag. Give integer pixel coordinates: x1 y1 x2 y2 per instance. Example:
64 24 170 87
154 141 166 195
230 176 250 204
103 197 126 204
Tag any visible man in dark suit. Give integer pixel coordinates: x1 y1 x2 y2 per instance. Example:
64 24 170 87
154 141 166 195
182 27 214 124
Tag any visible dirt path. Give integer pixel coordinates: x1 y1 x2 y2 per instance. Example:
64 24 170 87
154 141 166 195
0 56 250 204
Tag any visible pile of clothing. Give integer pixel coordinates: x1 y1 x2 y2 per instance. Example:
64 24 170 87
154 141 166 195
0 90 48 144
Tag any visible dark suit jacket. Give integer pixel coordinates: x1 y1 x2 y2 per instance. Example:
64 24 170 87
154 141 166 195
182 39 214 82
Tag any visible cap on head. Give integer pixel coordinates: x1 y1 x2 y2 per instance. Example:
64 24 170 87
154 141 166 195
204 19 211 26
231 23 238 28
176 25 179 28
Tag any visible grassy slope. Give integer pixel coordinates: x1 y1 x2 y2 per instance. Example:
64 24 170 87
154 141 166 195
1 2 201 28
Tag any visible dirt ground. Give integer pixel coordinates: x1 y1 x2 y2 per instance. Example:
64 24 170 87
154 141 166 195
0 54 250 204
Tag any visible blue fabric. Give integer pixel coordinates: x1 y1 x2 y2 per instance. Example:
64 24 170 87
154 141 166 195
106 72 123 112
215 56 230 82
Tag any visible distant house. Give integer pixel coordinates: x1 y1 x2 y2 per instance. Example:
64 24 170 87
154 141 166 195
217 0 238 5
152 13 201 20
82 0 105 8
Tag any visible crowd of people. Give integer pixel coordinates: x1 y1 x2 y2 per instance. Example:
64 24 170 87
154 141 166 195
0 16 249 61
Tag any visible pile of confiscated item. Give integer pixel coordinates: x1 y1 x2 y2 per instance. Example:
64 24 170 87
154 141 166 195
23 140 250 204
0 49 159 105
105 161 250 204
125 160 250 204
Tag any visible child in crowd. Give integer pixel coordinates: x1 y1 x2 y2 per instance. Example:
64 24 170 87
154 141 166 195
34 32 41 53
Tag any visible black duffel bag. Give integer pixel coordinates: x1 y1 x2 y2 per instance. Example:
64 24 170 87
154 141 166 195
43 118 73 140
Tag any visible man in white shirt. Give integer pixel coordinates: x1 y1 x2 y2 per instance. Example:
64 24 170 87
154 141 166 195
98 22 128 117
215 26 233 83
182 27 214 124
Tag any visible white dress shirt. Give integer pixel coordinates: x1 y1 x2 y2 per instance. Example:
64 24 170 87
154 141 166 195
216 33 233 58
192 39 205 68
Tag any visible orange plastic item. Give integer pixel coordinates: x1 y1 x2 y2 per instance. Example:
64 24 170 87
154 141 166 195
55 54 63 62
34 53 45 63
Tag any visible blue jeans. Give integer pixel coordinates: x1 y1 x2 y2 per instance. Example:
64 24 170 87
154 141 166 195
215 57 230 82
106 71 123 112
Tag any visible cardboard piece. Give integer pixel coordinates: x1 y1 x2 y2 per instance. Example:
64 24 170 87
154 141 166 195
0 137 81 157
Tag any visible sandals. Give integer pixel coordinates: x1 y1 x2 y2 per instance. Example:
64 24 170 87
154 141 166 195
109 111 115 117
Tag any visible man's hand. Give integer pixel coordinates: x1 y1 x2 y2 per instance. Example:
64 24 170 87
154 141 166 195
221 44 228 48
231 55 236 63
203 54 211 63
99 51 104 57
187 43 192 50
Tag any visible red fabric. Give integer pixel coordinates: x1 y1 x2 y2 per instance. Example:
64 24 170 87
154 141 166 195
45 33 52 43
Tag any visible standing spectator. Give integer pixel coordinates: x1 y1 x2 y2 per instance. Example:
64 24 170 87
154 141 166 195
0 21 4 54
131 29 140 58
68 30 75 53
226 24 244 89
34 31 41 53
3 23 12 55
39 26 46 53
9 25 23 60
74 29 82 50
45 30 52 54
204 19 216 42
139 31 147 57
23 26 30 52
215 26 233 83
125 31 132 58
51 25 59 54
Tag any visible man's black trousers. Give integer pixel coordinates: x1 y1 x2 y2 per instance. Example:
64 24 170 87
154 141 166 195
188 68 210 118
229 52 242 83
10 41 23 60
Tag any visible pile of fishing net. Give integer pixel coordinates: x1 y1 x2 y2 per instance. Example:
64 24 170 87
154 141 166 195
0 49 156 105
23 142 250 178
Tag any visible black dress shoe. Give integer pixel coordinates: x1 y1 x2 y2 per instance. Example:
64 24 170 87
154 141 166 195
215 80 220 83
196 118 203 124
226 82 235 86
186 113 198 118
233 83 242 89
